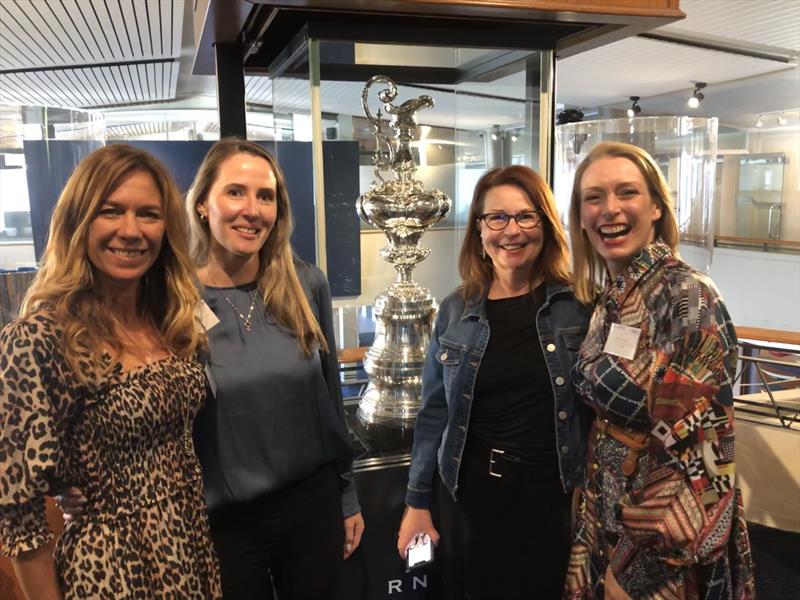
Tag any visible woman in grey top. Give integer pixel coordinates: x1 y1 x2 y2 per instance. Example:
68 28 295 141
187 138 364 599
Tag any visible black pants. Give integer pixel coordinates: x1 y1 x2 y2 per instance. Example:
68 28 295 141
432 447 572 600
208 464 344 600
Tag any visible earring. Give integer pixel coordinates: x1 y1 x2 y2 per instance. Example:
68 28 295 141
481 246 486 259
198 212 208 223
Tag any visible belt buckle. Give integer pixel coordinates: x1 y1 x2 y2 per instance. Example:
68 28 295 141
489 448 505 478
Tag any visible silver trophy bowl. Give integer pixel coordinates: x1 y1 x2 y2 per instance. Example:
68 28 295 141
356 75 451 427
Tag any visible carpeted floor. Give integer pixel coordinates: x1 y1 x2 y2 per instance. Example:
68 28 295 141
749 522 800 599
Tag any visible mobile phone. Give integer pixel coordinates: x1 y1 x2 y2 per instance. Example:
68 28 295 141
405 533 434 572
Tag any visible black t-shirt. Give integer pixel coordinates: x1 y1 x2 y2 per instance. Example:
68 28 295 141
468 284 557 465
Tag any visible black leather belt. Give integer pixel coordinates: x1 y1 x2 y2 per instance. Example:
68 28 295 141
463 438 558 482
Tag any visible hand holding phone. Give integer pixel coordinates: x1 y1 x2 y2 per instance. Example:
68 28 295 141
405 532 434 572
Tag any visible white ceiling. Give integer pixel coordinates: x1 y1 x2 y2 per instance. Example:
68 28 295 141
658 0 800 51
0 0 798 134
556 37 792 109
556 0 800 130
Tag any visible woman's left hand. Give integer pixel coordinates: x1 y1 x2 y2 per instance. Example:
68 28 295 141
343 512 365 559
55 486 88 523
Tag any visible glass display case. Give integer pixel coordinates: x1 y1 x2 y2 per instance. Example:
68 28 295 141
736 153 786 241
554 116 719 273
239 37 555 599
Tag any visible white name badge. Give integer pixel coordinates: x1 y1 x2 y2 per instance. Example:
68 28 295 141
603 323 641 360
198 300 220 332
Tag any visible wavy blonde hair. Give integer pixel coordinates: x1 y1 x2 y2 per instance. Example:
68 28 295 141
569 142 680 304
459 165 571 300
186 138 326 356
21 144 204 380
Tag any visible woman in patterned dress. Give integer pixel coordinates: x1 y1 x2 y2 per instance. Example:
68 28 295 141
0 145 221 599
563 142 756 600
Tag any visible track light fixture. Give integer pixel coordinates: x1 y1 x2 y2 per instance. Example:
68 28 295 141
778 113 788 126
687 82 706 108
556 109 585 125
626 96 641 118
755 115 763 128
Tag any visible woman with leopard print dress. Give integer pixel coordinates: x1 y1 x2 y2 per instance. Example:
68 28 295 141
0 145 221 599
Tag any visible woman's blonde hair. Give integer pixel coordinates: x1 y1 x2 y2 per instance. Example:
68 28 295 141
21 144 204 379
569 141 680 304
186 138 326 356
459 165 571 300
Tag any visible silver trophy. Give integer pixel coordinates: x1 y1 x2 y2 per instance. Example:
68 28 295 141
356 75 452 427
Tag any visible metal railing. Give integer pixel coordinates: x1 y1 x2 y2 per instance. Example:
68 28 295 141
734 350 800 429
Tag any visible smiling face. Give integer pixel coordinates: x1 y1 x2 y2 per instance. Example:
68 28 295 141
579 156 662 277
86 170 165 292
480 184 544 280
198 152 278 264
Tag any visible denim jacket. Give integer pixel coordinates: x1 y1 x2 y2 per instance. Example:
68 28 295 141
406 281 592 509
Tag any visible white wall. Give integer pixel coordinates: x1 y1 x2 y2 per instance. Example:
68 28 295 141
710 247 799 331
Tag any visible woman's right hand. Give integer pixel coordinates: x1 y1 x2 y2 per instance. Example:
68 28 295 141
397 506 440 559
55 486 87 523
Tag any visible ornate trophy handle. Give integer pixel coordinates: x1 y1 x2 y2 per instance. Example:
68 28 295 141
361 75 398 122
362 75 397 183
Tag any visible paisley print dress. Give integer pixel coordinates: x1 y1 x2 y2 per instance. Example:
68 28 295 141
564 241 756 600
0 312 221 599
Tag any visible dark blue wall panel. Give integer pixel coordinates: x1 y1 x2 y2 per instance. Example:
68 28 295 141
322 141 361 297
23 140 103 259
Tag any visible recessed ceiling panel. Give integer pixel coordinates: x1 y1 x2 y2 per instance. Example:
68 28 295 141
0 0 183 108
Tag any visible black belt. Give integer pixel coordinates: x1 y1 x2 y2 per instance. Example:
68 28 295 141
463 437 559 482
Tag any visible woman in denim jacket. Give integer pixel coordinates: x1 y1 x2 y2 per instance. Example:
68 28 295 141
397 166 591 599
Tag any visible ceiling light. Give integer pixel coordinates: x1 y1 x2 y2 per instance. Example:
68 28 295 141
778 113 788 126
755 115 763 128
688 82 706 108
626 96 641 118
490 132 498 141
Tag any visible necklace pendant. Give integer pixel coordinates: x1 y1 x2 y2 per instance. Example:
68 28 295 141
243 320 252 332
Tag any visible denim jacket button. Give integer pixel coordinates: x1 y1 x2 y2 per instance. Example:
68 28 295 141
546 343 556 352
558 410 568 420
440 351 448 361
555 376 565 386
560 445 569 454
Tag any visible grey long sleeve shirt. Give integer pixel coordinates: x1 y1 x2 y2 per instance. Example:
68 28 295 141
193 261 359 517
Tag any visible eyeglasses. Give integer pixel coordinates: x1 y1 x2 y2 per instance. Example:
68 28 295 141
478 211 541 231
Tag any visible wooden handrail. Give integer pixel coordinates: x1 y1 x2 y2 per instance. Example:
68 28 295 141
736 326 800 346
716 236 800 249
337 346 369 364
679 234 800 250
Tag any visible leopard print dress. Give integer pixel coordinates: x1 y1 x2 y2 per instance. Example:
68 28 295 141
0 312 222 599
